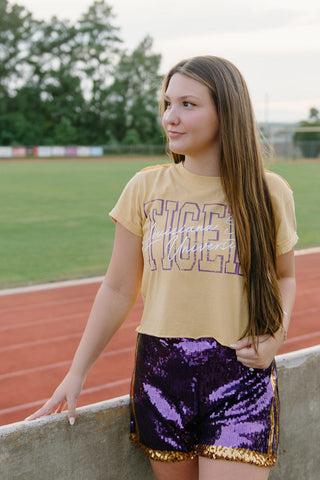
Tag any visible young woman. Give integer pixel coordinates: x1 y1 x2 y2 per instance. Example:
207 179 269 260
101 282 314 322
27 56 298 480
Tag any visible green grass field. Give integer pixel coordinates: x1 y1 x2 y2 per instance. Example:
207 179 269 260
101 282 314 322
0 158 319 288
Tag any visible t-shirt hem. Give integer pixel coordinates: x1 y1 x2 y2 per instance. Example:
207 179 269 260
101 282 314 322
135 326 239 347
109 211 142 237
277 234 299 256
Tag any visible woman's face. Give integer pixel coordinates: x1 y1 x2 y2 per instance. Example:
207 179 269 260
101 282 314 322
162 73 219 160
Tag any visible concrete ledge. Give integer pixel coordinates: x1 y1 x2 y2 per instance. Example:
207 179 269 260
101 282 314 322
270 345 320 480
0 345 319 479
0 396 153 480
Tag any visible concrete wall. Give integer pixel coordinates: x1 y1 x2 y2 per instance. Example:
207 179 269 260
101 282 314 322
269 345 319 480
1 345 319 480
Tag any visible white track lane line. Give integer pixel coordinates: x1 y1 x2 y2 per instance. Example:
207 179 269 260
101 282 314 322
295 247 320 256
0 276 104 296
0 346 135 380
0 318 138 353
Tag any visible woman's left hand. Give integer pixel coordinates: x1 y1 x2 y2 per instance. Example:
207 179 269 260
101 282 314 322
230 330 285 370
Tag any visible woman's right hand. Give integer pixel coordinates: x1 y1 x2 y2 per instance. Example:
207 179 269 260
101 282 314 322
25 372 85 425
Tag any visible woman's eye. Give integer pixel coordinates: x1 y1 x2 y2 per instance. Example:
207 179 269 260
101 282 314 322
183 101 194 108
164 100 171 109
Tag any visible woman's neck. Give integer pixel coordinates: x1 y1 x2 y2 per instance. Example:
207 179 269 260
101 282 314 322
183 154 220 177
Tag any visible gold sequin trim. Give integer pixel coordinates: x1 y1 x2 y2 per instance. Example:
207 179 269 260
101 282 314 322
269 365 279 454
198 444 277 467
130 434 276 466
130 433 197 463
130 336 141 443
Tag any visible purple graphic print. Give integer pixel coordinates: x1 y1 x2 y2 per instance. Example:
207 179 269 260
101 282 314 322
143 199 242 276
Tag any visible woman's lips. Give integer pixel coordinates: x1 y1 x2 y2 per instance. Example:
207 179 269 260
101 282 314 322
168 131 184 138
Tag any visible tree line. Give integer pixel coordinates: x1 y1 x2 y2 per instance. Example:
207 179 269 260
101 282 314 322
294 108 320 158
0 0 164 146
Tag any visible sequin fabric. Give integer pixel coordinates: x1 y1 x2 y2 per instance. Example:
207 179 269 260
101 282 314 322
130 334 279 467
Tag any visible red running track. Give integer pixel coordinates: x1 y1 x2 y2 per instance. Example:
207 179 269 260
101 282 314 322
0 249 319 426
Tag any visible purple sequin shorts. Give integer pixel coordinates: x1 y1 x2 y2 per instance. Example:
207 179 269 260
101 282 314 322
130 333 279 467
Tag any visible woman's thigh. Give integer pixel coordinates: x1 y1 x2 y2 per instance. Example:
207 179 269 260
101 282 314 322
150 457 270 480
150 458 198 480
199 457 270 480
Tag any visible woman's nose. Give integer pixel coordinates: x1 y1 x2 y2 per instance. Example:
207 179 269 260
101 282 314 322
164 105 179 125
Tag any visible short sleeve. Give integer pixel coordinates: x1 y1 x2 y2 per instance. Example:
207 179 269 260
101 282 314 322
267 173 299 255
109 173 144 237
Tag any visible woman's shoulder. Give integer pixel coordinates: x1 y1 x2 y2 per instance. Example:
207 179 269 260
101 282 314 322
264 169 293 194
136 162 173 178
126 163 175 189
119 163 175 198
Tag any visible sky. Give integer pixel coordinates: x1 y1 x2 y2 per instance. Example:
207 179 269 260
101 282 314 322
16 0 320 124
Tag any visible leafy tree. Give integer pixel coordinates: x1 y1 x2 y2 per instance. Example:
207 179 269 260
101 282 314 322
0 1 163 147
0 84 45 144
36 70 87 144
294 108 320 158
309 107 319 122
30 1 121 101
75 0 122 101
53 118 78 145
122 128 141 145
105 36 163 144
26 1 122 144
0 0 39 92
0 0 40 125
0 111 29 144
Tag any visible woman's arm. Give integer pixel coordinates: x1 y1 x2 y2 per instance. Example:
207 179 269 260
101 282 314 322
26 222 143 423
276 248 296 338
231 248 296 369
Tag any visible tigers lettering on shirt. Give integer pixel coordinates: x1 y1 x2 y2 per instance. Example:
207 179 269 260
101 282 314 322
143 198 242 276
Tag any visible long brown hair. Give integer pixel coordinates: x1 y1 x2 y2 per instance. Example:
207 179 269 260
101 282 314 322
160 56 283 342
